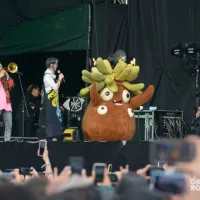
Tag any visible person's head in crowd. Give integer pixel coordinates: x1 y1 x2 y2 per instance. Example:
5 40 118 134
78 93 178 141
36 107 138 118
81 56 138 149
114 172 166 200
47 185 102 200
24 177 48 198
47 175 102 200
0 176 13 187
27 84 40 97
0 184 39 200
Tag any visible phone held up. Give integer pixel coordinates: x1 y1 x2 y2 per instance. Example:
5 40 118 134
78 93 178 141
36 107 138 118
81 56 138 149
109 172 118 183
68 156 84 175
93 163 106 183
38 140 47 157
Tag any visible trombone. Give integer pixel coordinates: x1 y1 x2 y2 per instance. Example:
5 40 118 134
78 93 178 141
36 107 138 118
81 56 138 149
4 62 18 73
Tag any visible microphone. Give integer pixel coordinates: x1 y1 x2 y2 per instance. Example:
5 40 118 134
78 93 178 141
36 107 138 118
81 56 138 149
57 70 65 83
16 71 23 76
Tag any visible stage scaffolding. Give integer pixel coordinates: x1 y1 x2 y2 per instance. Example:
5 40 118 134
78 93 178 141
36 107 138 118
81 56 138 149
113 0 128 4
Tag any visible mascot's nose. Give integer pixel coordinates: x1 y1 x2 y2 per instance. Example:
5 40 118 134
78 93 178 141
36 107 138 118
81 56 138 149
113 100 122 104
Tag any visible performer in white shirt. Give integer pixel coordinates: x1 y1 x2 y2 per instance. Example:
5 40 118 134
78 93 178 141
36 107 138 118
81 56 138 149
43 57 64 141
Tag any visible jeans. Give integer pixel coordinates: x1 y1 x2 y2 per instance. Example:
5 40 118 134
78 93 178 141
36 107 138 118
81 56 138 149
0 110 12 141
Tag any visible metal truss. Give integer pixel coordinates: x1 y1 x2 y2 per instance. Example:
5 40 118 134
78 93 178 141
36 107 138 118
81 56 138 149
113 0 128 4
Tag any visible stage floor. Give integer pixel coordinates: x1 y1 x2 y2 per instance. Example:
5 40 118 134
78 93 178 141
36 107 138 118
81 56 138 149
0 141 150 173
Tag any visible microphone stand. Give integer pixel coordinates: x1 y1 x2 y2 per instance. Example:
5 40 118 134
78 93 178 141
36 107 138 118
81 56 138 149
17 72 29 142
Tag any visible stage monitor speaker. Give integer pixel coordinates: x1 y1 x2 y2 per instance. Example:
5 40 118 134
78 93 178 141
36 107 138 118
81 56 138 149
132 110 154 141
63 128 80 142
132 110 184 141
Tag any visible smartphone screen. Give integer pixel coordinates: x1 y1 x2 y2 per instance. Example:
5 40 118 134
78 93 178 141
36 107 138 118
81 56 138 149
38 141 47 156
151 171 185 195
109 173 118 182
19 167 33 176
1 172 15 179
94 164 106 183
69 157 84 175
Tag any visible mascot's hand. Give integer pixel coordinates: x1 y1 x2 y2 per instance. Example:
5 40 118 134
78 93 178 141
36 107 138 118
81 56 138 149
130 58 136 66
93 58 97 66
130 85 154 110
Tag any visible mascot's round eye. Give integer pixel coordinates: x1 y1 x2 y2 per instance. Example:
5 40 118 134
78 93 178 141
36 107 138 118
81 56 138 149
100 87 114 101
128 108 134 118
97 106 108 115
122 90 130 103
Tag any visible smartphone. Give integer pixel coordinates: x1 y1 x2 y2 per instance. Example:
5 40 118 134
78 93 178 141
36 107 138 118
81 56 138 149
151 171 186 195
1 172 15 179
150 140 196 165
38 140 47 156
109 173 118 183
68 156 84 175
19 167 33 176
93 163 106 183
146 166 164 176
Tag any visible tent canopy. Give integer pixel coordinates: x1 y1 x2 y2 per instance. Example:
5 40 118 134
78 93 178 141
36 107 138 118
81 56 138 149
0 4 89 55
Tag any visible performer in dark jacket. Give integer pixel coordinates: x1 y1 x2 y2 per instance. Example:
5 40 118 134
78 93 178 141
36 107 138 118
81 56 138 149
16 84 41 137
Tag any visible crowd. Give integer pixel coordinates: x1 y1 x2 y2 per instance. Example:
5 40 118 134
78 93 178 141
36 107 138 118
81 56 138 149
0 135 200 200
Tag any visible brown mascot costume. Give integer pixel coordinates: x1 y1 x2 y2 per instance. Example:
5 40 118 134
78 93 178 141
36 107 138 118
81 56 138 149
80 55 154 141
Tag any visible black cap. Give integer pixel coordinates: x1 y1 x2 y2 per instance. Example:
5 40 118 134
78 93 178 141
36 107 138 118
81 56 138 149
107 50 127 63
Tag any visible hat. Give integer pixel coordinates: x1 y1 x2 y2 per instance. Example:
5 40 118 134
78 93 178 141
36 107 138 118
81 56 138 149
107 50 127 63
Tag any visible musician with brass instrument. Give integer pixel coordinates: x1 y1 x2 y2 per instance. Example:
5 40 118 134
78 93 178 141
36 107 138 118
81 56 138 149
0 62 15 141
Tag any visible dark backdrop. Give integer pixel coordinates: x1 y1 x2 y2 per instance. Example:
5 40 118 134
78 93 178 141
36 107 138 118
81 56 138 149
128 0 200 124
91 0 200 125
91 2 128 58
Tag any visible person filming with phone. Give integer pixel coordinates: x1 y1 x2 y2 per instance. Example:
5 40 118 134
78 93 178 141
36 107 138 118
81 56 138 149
43 57 64 142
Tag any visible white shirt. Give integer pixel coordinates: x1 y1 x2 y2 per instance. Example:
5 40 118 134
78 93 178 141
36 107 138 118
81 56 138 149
43 69 58 93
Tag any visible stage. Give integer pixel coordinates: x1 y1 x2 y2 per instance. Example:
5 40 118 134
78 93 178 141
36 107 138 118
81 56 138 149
0 141 150 173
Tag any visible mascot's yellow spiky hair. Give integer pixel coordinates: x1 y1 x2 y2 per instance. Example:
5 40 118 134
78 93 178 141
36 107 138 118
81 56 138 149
80 57 154 141
80 58 144 97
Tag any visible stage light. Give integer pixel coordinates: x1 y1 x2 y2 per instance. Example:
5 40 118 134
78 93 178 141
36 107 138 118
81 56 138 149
185 42 200 57
171 43 186 58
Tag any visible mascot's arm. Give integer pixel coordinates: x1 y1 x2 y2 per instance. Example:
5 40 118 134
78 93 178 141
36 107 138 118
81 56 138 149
90 83 101 106
130 85 154 110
